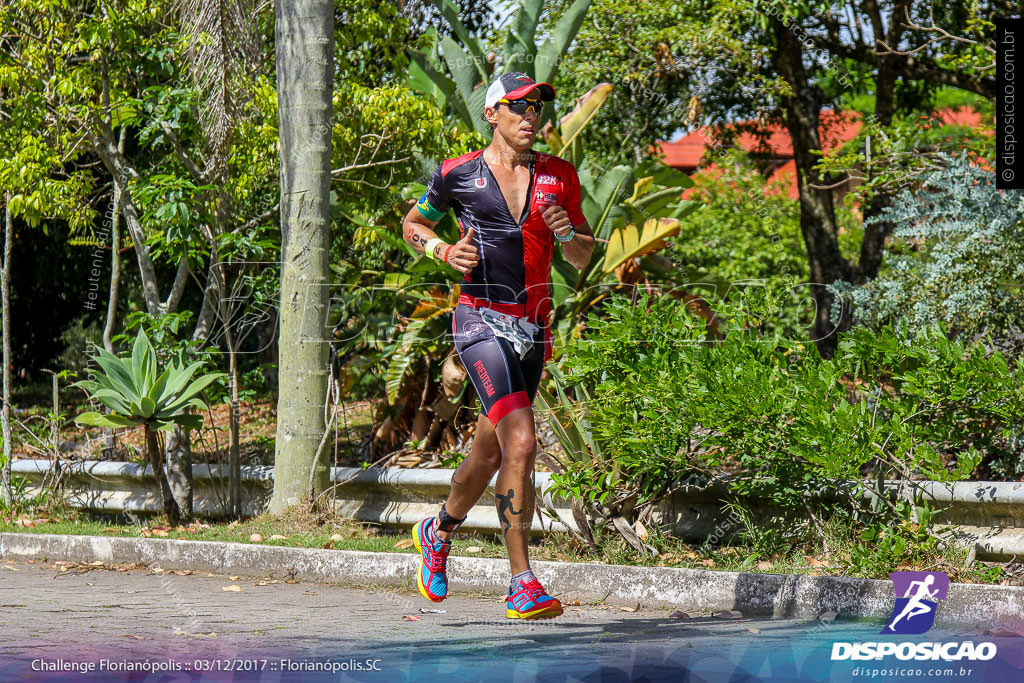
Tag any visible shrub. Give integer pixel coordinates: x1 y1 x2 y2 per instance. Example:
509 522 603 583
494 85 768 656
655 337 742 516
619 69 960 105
833 153 1024 356
541 292 1022 554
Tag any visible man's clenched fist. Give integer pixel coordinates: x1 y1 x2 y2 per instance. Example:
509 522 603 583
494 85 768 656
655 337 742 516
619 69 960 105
542 205 572 239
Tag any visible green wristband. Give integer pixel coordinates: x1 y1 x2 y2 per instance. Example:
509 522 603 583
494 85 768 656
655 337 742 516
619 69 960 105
554 226 576 243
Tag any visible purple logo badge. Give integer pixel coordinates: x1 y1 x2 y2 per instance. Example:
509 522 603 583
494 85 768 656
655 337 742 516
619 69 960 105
882 571 949 635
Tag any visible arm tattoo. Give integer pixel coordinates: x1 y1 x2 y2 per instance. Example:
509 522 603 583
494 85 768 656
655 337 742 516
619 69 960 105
407 229 427 248
495 488 523 535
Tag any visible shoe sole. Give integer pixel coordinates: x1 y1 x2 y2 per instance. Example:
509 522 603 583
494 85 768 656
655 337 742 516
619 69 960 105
412 521 446 603
505 603 563 620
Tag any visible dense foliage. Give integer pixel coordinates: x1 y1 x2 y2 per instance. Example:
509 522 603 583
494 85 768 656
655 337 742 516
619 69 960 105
834 155 1024 356
545 292 1023 551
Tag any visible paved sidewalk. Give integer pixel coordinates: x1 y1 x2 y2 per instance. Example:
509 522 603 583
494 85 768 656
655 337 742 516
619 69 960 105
2 557 1021 682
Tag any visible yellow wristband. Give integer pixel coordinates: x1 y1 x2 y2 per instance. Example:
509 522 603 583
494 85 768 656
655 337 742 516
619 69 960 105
424 238 444 260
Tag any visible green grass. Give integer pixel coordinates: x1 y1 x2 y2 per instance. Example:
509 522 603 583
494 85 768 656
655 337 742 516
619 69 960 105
0 500 1014 586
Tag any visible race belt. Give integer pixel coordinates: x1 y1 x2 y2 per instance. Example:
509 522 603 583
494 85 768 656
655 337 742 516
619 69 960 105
478 307 540 360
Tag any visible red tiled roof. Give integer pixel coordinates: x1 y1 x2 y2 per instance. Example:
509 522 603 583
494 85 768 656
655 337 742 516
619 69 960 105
659 108 983 199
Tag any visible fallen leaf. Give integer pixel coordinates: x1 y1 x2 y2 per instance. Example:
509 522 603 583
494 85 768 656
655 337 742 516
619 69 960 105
818 610 838 624
620 603 641 613
255 580 280 586
755 561 774 571
465 546 483 553
222 585 242 592
3 565 19 571
634 520 649 542
701 559 715 567
284 579 299 584
806 556 830 568
174 628 187 636
152 529 169 537
713 610 743 619
206 572 215 578
393 539 414 549
140 530 152 538
26 560 35 564
330 533 345 542
747 627 761 634
269 535 287 540
33 518 50 524
192 631 219 638
228 520 239 527
249 533 264 542
121 634 150 640
669 610 692 620
572 600 581 606
88 560 104 566
151 567 165 575
228 576 241 581
402 615 422 621
173 570 192 576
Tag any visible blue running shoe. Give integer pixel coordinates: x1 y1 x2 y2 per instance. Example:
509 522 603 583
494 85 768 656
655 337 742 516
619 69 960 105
412 517 450 602
506 577 563 619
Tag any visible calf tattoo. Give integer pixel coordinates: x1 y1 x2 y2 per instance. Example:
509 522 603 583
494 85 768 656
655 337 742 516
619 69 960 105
495 488 523 535
451 459 468 489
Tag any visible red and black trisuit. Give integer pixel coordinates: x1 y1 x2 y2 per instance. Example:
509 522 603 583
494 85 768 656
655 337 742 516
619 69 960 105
416 149 586 427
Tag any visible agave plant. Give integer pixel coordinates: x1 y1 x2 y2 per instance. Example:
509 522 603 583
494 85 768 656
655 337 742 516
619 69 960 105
74 330 226 524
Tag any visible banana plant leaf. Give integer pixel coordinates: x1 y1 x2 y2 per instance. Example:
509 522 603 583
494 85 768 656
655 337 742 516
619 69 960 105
603 218 683 275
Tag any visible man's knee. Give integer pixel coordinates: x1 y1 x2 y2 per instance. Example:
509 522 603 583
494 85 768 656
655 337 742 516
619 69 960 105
498 422 537 466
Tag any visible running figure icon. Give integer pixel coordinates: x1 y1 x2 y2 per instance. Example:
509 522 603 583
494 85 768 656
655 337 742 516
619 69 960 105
882 571 949 635
886 575 938 631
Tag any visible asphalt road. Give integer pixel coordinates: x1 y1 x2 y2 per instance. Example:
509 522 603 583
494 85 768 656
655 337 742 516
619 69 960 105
1 558 1020 682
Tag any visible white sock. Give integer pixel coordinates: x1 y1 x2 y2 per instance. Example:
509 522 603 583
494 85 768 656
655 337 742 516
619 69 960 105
510 569 536 592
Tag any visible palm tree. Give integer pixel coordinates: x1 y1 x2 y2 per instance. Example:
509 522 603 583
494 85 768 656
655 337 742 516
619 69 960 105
269 0 335 514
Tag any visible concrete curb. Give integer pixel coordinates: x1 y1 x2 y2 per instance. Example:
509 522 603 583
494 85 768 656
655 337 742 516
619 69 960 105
2 532 1022 629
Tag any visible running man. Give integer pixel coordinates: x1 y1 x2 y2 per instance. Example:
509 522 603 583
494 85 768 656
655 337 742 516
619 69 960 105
402 72 595 620
886 574 939 632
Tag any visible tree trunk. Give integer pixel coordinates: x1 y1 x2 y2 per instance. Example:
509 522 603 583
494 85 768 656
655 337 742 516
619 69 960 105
854 0 909 284
1 194 13 507
165 425 193 522
227 329 241 518
270 0 334 515
102 155 123 459
772 20 852 358
145 425 180 525
103 130 126 353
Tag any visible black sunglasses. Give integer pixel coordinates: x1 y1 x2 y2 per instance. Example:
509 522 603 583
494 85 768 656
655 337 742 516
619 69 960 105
499 97 544 116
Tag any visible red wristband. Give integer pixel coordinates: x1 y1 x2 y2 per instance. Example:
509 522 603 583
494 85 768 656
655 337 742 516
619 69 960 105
443 245 453 263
